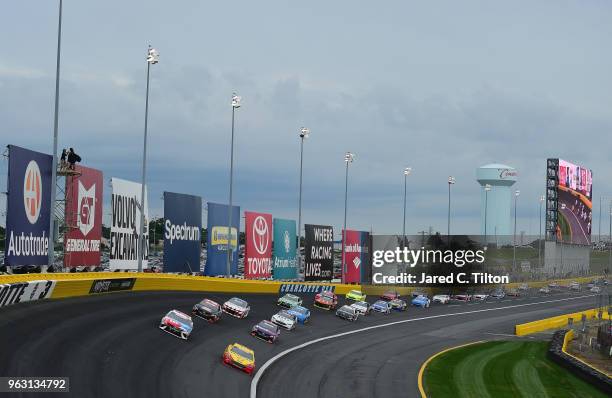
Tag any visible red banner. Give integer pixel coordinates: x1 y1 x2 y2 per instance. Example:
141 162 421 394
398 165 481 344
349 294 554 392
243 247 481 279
244 211 272 279
342 230 363 284
63 165 103 267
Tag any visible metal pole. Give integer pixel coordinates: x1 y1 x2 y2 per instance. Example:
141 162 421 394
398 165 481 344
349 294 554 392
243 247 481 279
227 106 236 276
48 0 63 268
599 196 602 243
484 189 488 246
447 182 451 239
137 60 151 273
513 193 517 270
609 201 611 272
539 198 542 268
297 137 304 277
342 160 349 282
403 173 407 242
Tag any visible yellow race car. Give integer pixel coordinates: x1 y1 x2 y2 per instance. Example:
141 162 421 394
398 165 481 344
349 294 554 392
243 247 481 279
223 343 256 375
345 289 366 302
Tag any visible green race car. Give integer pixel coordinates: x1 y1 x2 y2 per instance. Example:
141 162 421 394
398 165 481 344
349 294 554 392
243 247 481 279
345 289 366 302
277 293 303 308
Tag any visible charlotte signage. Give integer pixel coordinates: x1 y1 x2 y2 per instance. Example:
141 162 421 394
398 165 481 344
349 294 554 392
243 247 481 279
342 230 370 284
272 218 297 280
204 202 240 276
244 211 273 279
278 284 334 294
109 178 149 270
304 224 334 281
0 280 56 307
63 165 103 267
163 192 202 273
4 145 52 266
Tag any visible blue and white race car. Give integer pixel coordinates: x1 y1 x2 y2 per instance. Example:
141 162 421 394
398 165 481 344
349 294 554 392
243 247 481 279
287 306 311 324
411 295 430 308
371 300 391 314
159 309 193 340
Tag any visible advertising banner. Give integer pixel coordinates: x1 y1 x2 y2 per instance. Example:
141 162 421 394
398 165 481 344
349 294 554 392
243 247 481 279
89 278 136 294
244 211 272 279
556 159 592 245
304 224 333 281
63 165 103 267
0 280 56 307
342 230 370 284
204 202 240 276
272 218 297 280
278 284 334 294
163 192 202 273
109 178 148 270
4 145 52 266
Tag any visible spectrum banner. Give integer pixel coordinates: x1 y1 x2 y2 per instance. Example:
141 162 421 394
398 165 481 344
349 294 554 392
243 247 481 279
109 178 148 270
63 165 103 267
204 202 240 276
272 218 297 280
163 192 202 273
342 230 370 284
244 211 272 279
304 224 334 281
4 145 52 266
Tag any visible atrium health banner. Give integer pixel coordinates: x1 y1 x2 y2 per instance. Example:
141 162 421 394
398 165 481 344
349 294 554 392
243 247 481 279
272 218 297 280
244 211 272 279
205 202 240 276
342 230 370 284
110 178 148 270
163 192 202 273
304 224 333 281
4 145 52 266
63 165 103 267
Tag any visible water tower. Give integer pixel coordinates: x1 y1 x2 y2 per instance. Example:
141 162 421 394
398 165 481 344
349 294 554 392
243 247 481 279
476 164 518 238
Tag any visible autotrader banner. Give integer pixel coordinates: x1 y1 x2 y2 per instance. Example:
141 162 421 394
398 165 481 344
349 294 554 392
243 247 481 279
244 211 272 279
304 224 333 281
63 165 103 267
110 177 148 270
272 218 297 280
204 202 240 276
4 145 52 266
342 230 370 284
163 192 202 273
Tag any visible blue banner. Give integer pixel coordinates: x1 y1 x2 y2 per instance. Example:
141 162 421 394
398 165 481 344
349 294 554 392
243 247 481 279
4 145 53 266
204 202 240 276
272 218 297 280
163 192 202 273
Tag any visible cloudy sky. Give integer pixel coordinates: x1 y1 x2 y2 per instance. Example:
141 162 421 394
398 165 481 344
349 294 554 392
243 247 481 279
1 1 611 237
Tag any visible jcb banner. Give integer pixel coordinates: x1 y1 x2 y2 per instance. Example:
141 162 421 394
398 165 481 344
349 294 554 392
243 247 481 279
304 224 334 281
4 145 52 266
272 218 297 280
63 165 103 267
163 192 202 273
204 202 240 276
342 230 370 284
244 211 272 279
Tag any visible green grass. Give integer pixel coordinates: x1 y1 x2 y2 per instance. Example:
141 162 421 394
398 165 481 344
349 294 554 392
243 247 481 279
424 341 608 398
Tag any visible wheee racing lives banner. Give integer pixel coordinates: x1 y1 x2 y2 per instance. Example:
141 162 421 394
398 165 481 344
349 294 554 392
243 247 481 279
110 178 149 270
272 218 297 280
0 280 56 307
244 211 272 279
204 202 240 276
63 165 103 267
342 230 370 284
304 224 334 281
163 192 202 273
4 145 52 266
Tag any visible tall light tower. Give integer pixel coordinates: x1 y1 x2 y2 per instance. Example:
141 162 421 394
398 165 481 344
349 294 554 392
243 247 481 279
226 93 241 276
539 194 545 268
447 176 455 239
342 151 355 282
402 167 412 242
297 127 310 276
484 184 491 247
512 189 520 270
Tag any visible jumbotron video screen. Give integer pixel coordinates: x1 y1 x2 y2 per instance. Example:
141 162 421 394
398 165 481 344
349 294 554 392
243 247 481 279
556 159 593 245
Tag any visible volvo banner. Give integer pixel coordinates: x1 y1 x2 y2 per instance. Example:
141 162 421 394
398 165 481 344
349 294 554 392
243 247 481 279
163 192 202 273
272 218 297 280
244 211 272 279
204 202 240 276
109 177 149 270
63 165 103 267
342 230 370 284
4 145 52 266
304 224 334 281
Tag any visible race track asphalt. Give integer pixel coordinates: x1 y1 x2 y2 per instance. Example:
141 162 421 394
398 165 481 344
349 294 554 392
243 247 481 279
0 289 601 398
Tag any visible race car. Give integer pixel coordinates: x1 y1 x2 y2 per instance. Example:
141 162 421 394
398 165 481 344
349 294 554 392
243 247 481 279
472 293 489 301
539 286 551 294
590 286 602 293
389 298 407 311
350 301 371 315
222 343 255 374
346 289 366 302
380 290 400 301
411 295 430 308
548 281 559 288
314 290 338 310
192 298 222 323
569 282 581 291
287 305 311 324
222 297 251 318
411 291 428 298
506 289 520 297
277 293 302 309
271 310 297 330
518 283 529 291
432 294 450 304
452 294 471 302
250 320 280 343
490 290 505 299
335 305 359 321
371 300 391 314
159 309 193 340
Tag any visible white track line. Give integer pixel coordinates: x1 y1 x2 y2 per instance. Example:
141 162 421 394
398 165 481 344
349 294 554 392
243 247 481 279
250 294 595 398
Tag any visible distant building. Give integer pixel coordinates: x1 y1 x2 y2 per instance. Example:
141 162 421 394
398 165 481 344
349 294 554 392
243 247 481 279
476 164 518 238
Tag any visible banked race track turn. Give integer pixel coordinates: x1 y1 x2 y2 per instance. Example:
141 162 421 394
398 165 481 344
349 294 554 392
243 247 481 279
0 290 600 398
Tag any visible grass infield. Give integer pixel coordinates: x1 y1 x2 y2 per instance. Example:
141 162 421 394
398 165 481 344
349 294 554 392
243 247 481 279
423 340 608 398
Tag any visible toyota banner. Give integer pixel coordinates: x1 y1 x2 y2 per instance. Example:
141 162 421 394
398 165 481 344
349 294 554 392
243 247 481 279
204 202 240 276
342 229 370 283
244 211 272 279
272 218 297 280
163 192 202 273
4 145 53 266
304 224 334 281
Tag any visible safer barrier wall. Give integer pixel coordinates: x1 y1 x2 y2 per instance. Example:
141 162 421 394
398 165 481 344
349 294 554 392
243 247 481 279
516 307 611 336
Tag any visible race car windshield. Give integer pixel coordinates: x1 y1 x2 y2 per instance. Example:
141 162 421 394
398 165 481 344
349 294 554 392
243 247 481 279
321 291 334 298
375 301 387 306
291 307 307 314
232 347 254 360
229 298 247 307
259 322 277 332
279 311 295 320
168 312 193 326
200 300 219 310
354 302 367 308
350 290 361 295
286 294 299 301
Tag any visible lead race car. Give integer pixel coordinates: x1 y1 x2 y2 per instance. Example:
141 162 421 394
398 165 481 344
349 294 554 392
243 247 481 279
222 297 251 318
159 309 193 340
192 298 222 323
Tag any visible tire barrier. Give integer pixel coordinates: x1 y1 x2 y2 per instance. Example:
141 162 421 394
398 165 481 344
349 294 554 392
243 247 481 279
515 308 611 336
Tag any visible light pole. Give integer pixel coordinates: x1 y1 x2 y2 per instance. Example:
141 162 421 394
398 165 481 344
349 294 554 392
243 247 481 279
513 189 520 270
342 152 355 282
447 176 455 241
539 194 545 268
137 46 159 273
297 127 310 277
226 93 241 276
609 201 611 273
560 203 566 272
48 0 63 268
402 167 412 243
484 184 491 247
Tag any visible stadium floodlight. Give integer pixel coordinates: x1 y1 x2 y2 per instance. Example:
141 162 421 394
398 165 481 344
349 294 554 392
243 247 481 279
345 151 355 163
342 151 355 282
300 127 310 139
147 47 159 64
402 167 412 241
297 127 310 273
232 93 241 108
227 92 241 275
